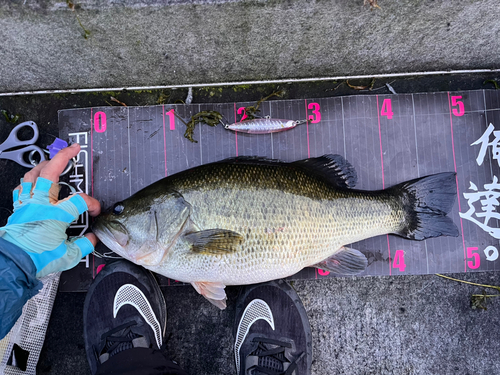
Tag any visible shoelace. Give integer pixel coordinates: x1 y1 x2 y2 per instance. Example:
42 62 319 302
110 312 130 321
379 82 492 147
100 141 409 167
249 337 305 375
96 321 143 360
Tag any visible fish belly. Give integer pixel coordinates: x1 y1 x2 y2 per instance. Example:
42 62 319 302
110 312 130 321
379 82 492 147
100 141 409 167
153 188 400 285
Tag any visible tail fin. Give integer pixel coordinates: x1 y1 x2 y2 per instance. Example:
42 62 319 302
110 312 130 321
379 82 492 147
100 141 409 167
390 172 459 240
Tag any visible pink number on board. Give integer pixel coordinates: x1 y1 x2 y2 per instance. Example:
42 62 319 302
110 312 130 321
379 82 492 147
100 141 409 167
393 250 406 272
451 96 465 117
467 247 480 269
307 103 321 123
381 99 393 120
237 107 248 122
165 109 176 130
318 269 330 276
94 111 107 133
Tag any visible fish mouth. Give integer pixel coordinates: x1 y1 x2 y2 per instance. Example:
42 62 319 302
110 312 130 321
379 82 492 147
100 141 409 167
92 219 130 256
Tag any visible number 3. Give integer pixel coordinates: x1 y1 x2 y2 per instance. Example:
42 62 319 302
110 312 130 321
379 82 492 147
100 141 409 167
307 103 321 123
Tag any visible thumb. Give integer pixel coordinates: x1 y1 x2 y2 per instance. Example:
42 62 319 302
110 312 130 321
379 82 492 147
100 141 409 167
85 232 99 247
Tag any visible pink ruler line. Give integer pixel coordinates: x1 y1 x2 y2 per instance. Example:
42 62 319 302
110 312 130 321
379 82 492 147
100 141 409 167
376 96 385 189
90 108 95 279
233 103 238 156
162 105 168 177
447 92 467 272
90 108 94 198
163 105 169 286
376 96 392 275
305 99 313 279
304 100 310 158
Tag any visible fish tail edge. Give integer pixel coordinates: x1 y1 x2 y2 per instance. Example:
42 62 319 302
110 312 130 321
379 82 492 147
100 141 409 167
391 172 459 241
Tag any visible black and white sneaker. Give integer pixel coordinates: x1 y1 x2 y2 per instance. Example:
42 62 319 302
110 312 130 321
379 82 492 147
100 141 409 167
234 280 312 375
83 260 167 375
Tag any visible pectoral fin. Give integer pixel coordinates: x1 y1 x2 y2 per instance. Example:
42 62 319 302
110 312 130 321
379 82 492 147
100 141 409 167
185 229 244 254
313 246 368 276
191 281 227 309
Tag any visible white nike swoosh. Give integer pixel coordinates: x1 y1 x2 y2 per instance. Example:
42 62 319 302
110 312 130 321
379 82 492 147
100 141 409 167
113 284 163 349
234 299 275 373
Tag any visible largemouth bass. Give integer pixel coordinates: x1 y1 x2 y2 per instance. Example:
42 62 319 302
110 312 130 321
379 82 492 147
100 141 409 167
93 155 458 308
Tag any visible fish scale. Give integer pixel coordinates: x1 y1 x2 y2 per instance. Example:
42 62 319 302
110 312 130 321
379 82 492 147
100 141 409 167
93 155 458 309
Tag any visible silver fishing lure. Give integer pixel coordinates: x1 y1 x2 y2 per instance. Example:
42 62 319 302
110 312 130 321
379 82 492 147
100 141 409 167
225 118 307 134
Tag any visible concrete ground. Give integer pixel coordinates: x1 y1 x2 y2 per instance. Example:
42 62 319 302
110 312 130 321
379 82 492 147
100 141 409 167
1 75 500 374
1 0 500 93
39 272 500 375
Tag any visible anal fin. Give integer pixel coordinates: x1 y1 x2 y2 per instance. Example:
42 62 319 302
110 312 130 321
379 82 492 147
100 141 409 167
191 281 227 309
313 246 368 276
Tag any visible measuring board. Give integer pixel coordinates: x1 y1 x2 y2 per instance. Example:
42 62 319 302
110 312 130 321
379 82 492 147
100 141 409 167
58 90 500 292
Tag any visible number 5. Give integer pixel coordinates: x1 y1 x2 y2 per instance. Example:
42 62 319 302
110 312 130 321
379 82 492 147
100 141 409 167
467 247 480 269
451 96 465 117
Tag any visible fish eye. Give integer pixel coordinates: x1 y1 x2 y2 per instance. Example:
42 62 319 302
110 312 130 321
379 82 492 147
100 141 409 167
113 202 125 215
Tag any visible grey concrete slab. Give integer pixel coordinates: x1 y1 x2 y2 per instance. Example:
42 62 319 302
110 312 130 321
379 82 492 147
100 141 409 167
1 77 500 374
1 0 500 93
39 272 500 375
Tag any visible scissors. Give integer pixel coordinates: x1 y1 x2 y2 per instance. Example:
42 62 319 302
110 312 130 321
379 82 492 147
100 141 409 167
0 121 46 168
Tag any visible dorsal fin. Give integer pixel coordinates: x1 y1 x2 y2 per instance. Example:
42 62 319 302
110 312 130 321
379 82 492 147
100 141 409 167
216 154 357 189
293 154 357 189
217 156 284 166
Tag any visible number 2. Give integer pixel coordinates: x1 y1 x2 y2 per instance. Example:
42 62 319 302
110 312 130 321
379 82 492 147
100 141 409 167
237 107 248 122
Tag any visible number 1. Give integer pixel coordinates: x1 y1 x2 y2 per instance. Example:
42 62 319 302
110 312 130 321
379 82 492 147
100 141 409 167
165 109 176 130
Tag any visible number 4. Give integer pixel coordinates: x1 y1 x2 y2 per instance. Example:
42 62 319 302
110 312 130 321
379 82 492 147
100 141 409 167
393 250 406 272
381 99 393 120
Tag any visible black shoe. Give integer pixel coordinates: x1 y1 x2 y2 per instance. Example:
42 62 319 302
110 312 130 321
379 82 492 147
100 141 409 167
234 280 312 375
83 260 167 375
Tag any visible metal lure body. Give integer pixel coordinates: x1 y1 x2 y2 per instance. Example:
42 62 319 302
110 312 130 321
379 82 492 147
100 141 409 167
225 118 305 134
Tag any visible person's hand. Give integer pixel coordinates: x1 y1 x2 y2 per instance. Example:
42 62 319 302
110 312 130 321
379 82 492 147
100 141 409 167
0 143 101 277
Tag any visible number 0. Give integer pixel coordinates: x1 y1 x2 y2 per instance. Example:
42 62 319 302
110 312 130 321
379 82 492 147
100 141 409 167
94 111 107 133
